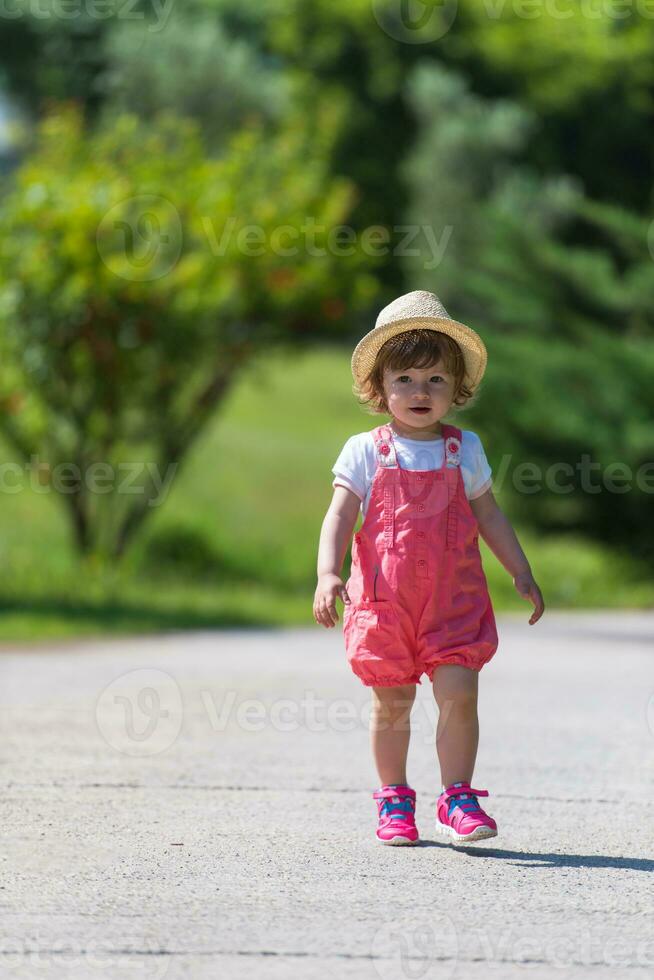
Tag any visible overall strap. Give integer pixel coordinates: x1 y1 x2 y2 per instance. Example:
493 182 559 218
372 425 399 468
372 425 398 551
441 425 462 550
441 425 463 469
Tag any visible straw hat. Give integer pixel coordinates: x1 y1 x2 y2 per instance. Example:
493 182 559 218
351 290 488 393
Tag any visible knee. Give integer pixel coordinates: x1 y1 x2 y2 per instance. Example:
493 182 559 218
372 683 416 719
432 668 478 712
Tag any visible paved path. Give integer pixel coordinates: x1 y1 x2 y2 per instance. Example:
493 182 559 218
2 612 653 979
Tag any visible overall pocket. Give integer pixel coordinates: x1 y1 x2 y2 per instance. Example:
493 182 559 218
347 600 400 658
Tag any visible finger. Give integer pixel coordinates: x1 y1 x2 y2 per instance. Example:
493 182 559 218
316 600 333 628
327 601 338 625
315 603 329 627
529 588 544 624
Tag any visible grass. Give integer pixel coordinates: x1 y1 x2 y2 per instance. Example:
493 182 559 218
0 344 652 643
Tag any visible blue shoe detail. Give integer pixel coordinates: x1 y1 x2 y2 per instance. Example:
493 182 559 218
380 798 415 821
447 794 482 818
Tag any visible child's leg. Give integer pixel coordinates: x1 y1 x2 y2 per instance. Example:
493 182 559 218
370 683 417 786
431 665 479 787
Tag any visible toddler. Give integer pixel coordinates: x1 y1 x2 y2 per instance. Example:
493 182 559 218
314 290 544 846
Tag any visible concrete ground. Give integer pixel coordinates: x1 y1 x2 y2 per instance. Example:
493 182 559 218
1 611 653 979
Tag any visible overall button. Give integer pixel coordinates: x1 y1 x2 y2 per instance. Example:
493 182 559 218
417 504 424 512
417 559 426 567
417 531 425 539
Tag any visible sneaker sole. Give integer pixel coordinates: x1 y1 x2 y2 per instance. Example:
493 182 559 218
377 834 420 846
435 818 497 844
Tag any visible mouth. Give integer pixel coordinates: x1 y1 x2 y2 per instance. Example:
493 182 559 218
409 407 431 414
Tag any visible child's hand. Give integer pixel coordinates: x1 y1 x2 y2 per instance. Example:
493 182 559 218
513 571 545 625
313 573 350 628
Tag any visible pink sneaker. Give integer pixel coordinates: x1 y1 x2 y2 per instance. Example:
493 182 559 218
373 785 419 845
435 781 498 844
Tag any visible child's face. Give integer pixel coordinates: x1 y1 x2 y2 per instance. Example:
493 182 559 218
382 358 456 436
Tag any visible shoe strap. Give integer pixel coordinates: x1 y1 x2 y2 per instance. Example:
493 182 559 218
443 782 489 799
373 784 416 801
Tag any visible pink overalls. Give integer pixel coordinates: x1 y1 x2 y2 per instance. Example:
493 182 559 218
342 423 498 687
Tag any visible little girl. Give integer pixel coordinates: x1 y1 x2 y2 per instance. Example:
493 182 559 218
314 290 544 846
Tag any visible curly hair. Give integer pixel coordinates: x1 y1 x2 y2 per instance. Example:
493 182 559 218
353 329 476 416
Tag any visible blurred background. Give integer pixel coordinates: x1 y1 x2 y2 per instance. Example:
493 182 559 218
0 0 653 641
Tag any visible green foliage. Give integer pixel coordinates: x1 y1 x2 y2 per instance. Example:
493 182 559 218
0 344 652 643
139 523 252 582
1 0 653 590
402 61 654 564
98 7 292 154
456 0 654 112
0 100 376 558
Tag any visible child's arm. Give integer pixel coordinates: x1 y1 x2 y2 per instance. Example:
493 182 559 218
469 488 545 625
314 486 360 628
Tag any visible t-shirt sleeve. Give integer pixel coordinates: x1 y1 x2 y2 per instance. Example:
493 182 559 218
331 435 366 501
467 432 493 500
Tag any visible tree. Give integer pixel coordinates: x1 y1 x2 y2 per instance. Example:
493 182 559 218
402 62 654 565
97 5 292 156
0 101 377 559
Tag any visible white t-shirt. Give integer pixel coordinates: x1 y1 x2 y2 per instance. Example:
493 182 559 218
332 428 493 518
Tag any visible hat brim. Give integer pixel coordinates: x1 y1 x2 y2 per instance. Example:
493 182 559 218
351 316 487 393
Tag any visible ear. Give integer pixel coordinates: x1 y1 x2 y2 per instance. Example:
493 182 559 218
373 385 388 413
